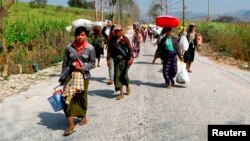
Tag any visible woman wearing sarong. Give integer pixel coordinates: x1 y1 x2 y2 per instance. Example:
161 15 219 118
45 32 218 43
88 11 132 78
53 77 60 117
131 28 143 58
159 28 183 88
184 23 197 73
59 26 96 136
107 25 134 100
148 27 154 41
141 22 148 42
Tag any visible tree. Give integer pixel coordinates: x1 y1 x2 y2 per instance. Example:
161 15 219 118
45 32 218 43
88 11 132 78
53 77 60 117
68 0 94 9
29 0 47 8
115 0 139 24
213 15 238 23
108 0 117 22
148 2 162 20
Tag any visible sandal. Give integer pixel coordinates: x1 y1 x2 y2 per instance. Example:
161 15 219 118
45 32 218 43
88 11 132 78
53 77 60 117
116 95 124 100
79 117 87 125
125 86 131 95
106 80 113 85
63 128 75 136
166 83 171 89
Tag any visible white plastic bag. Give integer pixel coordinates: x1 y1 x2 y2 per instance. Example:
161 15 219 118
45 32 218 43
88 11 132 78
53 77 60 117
66 19 93 33
176 61 190 84
178 35 189 51
92 21 105 29
152 27 163 35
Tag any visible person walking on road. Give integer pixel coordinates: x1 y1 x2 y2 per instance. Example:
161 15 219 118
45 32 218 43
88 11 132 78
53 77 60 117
184 23 197 73
59 26 96 136
141 22 148 42
107 25 134 100
148 26 154 41
106 25 115 85
158 27 183 89
89 25 105 67
131 28 143 58
152 29 165 64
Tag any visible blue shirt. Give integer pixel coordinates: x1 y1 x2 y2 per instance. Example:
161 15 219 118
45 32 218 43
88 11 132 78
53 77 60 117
165 38 174 51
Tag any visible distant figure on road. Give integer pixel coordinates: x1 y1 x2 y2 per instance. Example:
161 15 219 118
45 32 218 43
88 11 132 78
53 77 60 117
89 25 105 67
158 27 183 89
107 25 134 100
59 26 96 136
148 26 154 41
131 28 143 58
184 23 197 73
141 22 148 42
106 25 115 85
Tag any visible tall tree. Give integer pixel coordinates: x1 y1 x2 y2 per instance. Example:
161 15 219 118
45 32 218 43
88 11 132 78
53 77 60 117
0 0 15 77
29 0 47 8
148 2 162 20
109 0 117 22
68 0 94 9
115 0 138 24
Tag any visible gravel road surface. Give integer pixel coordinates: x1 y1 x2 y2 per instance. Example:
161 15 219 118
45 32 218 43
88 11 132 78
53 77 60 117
0 27 249 141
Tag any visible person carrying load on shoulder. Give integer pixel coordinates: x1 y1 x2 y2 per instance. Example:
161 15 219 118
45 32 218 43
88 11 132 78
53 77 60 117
89 25 105 67
183 23 198 73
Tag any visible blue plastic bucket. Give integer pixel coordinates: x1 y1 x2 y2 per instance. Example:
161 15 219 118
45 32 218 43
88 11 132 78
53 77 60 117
48 93 63 112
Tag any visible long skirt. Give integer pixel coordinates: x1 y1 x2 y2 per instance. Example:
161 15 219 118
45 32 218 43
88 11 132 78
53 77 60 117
63 76 89 118
154 45 161 59
95 46 102 58
114 58 129 91
142 30 147 42
133 42 140 54
162 51 177 85
184 43 195 62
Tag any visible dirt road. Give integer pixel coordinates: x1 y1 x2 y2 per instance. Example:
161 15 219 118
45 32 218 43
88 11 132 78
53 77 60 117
0 27 250 141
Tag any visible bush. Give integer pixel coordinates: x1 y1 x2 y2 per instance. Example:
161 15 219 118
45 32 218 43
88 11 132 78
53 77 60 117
196 22 250 61
29 0 47 8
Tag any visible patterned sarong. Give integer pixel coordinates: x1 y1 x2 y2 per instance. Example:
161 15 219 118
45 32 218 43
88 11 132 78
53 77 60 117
162 51 177 84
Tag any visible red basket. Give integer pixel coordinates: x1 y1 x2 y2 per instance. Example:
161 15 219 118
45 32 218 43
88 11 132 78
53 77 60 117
155 15 179 28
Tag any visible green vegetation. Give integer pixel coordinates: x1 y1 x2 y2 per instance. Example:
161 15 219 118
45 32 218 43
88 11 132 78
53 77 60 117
0 2 136 75
1 2 95 74
196 22 250 62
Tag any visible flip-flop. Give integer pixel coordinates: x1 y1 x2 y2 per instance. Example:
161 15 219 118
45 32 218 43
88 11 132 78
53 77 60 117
63 128 75 136
125 86 131 95
116 95 124 100
79 118 87 125
106 80 113 85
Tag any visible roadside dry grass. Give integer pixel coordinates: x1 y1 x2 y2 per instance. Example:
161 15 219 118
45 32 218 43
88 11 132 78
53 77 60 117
198 43 250 71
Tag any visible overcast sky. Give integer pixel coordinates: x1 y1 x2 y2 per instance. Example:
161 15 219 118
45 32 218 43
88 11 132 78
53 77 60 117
20 0 250 15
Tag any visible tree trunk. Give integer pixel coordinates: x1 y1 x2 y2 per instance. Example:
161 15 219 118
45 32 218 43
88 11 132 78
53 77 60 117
112 5 115 23
94 0 97 21
0 0 15 77
100 0 103 21
2 64 8 77
17 64 22 74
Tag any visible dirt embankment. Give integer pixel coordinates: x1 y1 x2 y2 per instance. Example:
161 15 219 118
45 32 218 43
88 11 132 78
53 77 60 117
198 43 250 71
0 63 61 101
